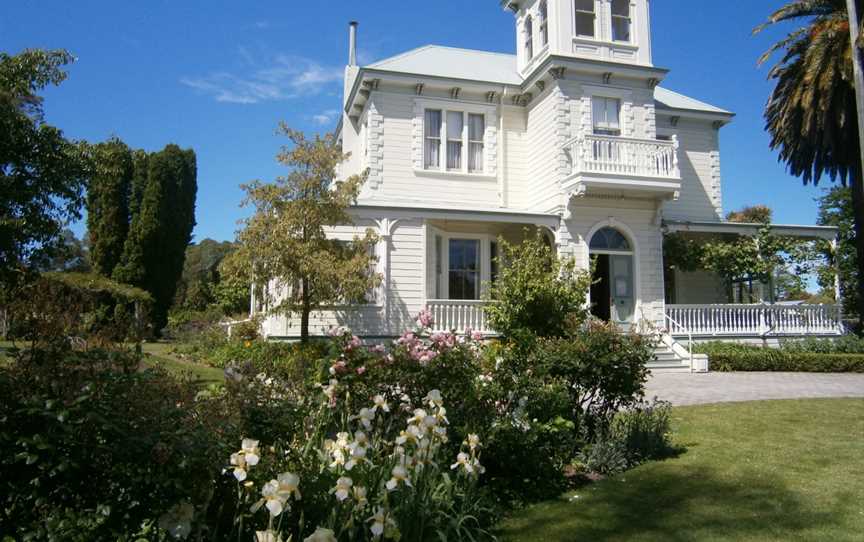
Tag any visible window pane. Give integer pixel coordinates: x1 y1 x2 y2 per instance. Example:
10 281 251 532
607 99 621 128
525 17 534 59
447 111 463 140
447 142 462 170
425 139 439 168
611 0 629 16
575 0 594 12
425 110 441 137
575 13 595 37
592 98 605 128
468 114 484 140
612 17 630 42
589 227 630 251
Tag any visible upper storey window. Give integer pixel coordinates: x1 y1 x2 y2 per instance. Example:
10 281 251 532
539 1 549 47
424 109 486 174
611 0 632 42
574 0 596 38
592 97 621 136
524 16 534 60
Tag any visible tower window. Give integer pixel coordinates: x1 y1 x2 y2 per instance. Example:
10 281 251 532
539 1 548 46
524 16 534 60
574 0 595 38
611 0 632 42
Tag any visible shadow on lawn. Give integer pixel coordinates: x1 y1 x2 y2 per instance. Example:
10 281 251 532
499 464 839 542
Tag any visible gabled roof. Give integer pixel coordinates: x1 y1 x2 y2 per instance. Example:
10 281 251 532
367 45 522 85
363 45 731 116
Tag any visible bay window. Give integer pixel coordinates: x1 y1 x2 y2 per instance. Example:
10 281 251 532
611 0 632 42
574 0 595 38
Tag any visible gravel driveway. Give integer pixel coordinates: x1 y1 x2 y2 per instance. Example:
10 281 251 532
645 372 864 406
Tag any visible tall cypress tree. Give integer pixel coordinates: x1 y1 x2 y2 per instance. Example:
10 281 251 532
86 138 132 277
114 144 197 333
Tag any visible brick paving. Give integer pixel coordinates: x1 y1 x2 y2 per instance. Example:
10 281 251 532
645 372 864 406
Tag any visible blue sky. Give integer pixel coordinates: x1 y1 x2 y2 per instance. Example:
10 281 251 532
3 1 832 242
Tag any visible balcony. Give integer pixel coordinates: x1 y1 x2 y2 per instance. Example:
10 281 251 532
563 134 681 200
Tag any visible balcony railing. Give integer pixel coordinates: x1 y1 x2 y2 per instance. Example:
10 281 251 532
426 300 492 334
565 134 680 179
665 304 844 337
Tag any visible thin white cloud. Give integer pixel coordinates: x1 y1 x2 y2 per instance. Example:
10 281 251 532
312 109 341 125
182 54 343 104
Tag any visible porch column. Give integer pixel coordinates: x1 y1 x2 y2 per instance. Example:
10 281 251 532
832 237 842 316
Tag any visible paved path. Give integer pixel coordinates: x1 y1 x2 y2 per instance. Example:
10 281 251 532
645 372 864 406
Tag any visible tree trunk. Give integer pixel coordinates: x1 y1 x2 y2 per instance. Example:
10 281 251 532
850 167 864 333
300 277 310 343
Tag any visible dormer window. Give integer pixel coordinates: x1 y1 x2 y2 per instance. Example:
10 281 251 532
593 97 621 136
539 1 549 47
524 16 534 60
611 0 632 42
574 0 595 38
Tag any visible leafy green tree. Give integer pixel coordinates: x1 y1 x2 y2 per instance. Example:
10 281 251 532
174 239 236 311
114 145 197 333
0 49 89 291
236 125 378 342
817 187 859 319
484 231 592 341
726 205 773 224
756 0 864 328
86 138 132 276
214 248 252 316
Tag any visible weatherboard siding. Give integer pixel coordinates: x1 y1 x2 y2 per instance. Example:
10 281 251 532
658 116 723 221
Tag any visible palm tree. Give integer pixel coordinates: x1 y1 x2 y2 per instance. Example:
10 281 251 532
756 0 864 331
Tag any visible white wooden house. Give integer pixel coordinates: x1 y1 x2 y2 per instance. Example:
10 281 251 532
256 0 843 371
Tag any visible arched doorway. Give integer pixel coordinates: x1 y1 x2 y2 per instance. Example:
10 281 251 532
589 226 635 324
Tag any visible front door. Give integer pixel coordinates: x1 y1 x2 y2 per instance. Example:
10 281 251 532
588 226 636 326
610 254 634 324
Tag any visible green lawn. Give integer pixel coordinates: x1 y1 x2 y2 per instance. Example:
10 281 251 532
140 342 225 386
498 399 864 542
1 340 224 386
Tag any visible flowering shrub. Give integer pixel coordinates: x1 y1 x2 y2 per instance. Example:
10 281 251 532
220 387 490 541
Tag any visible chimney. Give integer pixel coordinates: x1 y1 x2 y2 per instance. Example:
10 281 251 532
348 21 358 66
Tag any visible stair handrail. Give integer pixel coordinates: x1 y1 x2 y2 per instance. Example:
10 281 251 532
664 312 693 365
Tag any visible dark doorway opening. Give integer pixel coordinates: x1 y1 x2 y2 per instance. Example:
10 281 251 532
591 254 611 321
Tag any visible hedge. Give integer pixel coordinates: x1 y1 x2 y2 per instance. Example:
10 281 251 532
707 351 864 373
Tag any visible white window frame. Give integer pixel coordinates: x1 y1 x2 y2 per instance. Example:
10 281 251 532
574 0 596 39
524 15 534 61
429 229 495 301
583 85 633 137
610 0 632 43
421 103 490 176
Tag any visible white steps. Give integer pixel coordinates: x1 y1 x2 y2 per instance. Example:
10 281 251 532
648 334 710 374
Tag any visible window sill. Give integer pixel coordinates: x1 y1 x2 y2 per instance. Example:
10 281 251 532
573 37 637 50
414 169 497 182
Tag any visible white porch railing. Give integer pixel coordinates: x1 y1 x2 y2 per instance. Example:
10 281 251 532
665 304 844 337
565 134 680 179
426 300 492 334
